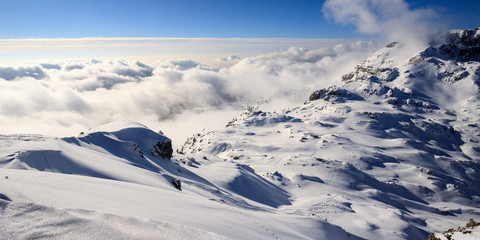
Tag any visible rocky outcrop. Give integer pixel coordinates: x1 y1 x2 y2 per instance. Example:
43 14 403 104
416 27 480 62
428 219 480 240
151 140 173 159
309 87 361 102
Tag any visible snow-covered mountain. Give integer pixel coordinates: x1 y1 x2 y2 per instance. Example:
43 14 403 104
1 28 480 239
1 122 356 239
180 27 480 239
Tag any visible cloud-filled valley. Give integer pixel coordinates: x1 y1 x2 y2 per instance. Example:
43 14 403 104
0 41 378 145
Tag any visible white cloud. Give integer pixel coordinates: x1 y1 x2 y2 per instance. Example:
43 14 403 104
322 0 439 52
0 41 377 146
63 63 84 71
0 66 46 80
157 59 213 71
0 38 355 67
217 54 241 62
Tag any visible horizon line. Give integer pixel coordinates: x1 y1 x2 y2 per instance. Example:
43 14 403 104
0 37 366 42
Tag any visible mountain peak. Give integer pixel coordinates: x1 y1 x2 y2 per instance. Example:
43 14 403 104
418 27 480 62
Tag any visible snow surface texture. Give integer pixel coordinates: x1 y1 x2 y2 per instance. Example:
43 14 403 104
0 121 357 239
1 28 480 239
181 28 480 239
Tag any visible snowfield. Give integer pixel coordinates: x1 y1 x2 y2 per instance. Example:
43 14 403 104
0 123 357 239
1 28 480 239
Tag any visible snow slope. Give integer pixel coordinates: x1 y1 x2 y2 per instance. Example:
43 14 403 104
1 28 480 239
0 121 358 239
180 28 480 239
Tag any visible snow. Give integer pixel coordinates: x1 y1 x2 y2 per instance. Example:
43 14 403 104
1 28 480 239
180 28 480 239
1 200 227 240
0 122 357 239
431 219 480 240
85 121 149 133
436 230 480 240
0 168 356 240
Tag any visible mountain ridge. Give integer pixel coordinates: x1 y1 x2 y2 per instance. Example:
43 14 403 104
180 27 480 239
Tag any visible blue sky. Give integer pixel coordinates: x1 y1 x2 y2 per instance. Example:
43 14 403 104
0 0 478 65
0 0 478 39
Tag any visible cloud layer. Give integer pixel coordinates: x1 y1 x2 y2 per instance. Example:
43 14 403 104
0 38 352 67
0 41 377 144
323 0 440 52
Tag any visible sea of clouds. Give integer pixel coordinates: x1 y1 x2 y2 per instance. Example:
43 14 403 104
0 0 441 148
0 42 377 143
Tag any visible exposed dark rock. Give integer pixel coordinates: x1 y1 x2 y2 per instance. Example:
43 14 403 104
386 42 399 48
151 140 173 159
428 219 480 240
171 178 182 191
420 28 480 62
427 233 440 240
309 87 362 102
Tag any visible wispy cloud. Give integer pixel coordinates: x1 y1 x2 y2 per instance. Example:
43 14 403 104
322 0 441 52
